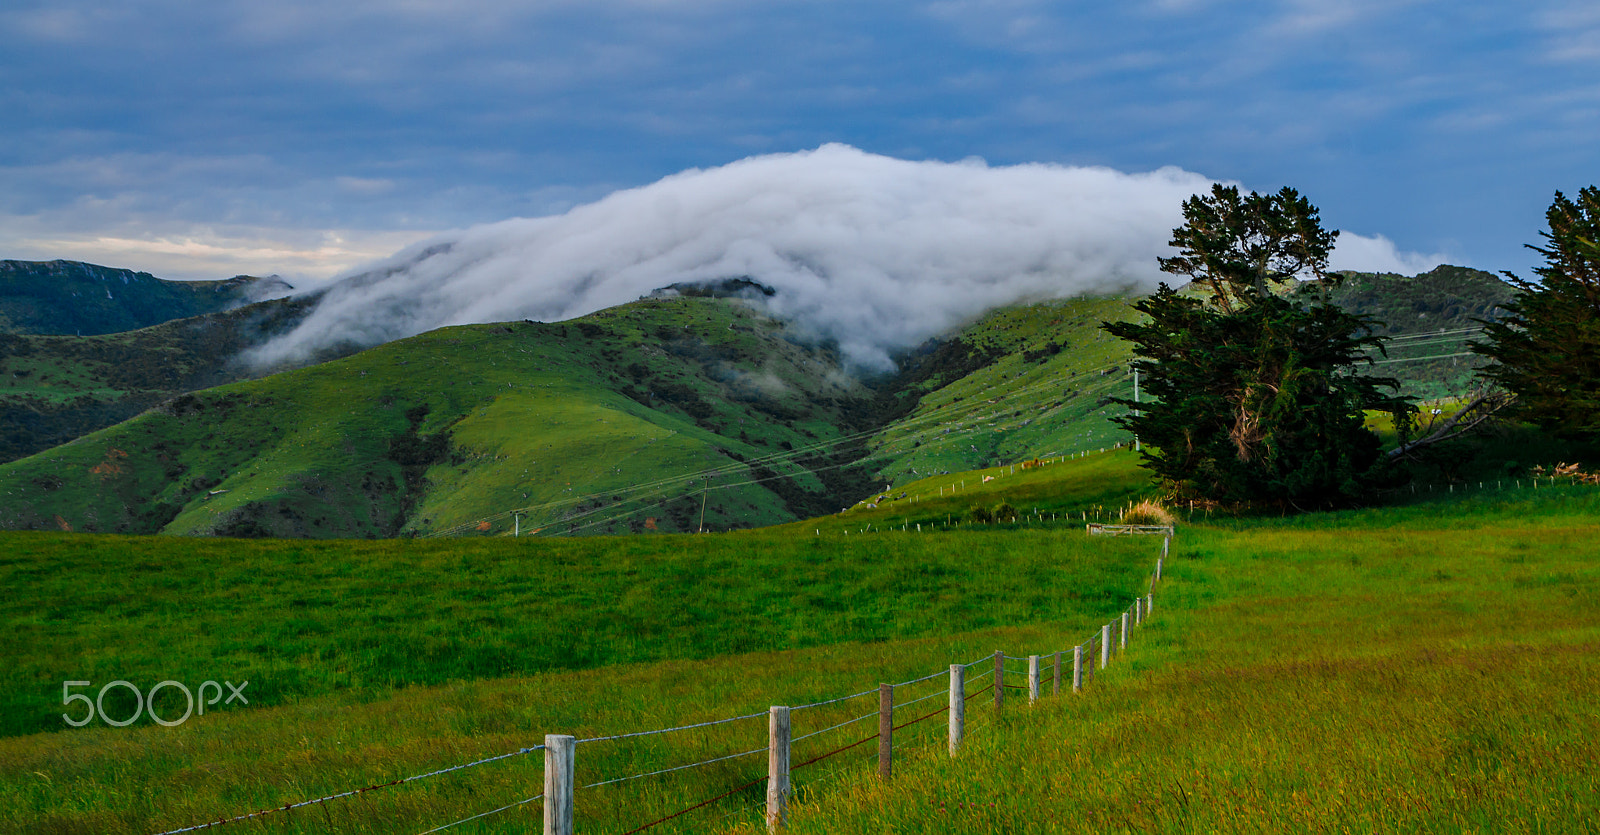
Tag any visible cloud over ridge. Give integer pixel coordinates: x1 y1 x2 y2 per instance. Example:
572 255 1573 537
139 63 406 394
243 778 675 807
253 144 1431 370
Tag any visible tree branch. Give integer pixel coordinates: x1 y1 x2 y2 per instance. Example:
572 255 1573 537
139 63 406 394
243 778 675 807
1386 391 1515 460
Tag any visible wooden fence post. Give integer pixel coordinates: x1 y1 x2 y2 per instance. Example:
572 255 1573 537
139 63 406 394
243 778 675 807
948 665 964 757
993 651 1004 712
1028 655 1041 705
1146 593 1153 615
1120 612 1129 650
1052 651 1062 697
544 734 575 835
1073 645 1083 692
767 706 790 833
1100 624 1111 669
878 684 893 780
1135 596 1143 626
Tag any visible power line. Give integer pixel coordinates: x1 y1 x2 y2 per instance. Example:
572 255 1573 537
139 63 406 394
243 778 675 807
424 357 1138 537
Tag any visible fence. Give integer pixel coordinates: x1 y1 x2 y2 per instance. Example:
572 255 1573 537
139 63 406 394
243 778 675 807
151 533 1170 835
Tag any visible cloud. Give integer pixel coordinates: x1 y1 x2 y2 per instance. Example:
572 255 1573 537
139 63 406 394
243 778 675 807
0 217 434 282
253 144 1215 370
1328 231 1451 276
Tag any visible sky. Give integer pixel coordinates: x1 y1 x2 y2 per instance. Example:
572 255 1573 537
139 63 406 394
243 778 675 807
2 0 1597 285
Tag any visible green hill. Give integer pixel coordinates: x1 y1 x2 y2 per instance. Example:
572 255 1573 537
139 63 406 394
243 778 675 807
0 259 291 336
0 290 1155 538
0 296 887 537
1308 264 1519 400
0 264 1521 538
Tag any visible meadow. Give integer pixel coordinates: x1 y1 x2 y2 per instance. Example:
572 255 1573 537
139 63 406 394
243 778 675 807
0 500 1155 833
4 451 1596 834
773 484 1600 834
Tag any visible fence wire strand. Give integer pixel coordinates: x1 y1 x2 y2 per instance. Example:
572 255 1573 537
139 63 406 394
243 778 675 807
794 708 879 743
417 793 544 835
791 687 878 711
892 668 949 688
577 710 766 744
150 744 547 835
582 745 766 791
896 687 947 709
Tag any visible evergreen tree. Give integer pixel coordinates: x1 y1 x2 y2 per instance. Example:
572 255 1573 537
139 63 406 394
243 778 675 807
1474 187 1600 443
1103 185 1409 508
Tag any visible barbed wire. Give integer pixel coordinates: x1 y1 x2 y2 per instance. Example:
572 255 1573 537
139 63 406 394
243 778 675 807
416 793 544 835
150 743 547 835
582 745 766 791
577 710 766 744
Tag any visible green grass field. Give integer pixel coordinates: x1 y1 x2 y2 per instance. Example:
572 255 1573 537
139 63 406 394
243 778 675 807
773 484 1600 834
4 451 1597 834
0 465 1157 835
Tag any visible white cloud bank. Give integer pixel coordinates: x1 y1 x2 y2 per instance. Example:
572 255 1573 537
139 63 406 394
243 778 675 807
253 144 1446 370
1329 231 1450 276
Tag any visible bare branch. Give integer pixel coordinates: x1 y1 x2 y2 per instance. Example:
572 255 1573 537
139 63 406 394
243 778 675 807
1386 390 1515 460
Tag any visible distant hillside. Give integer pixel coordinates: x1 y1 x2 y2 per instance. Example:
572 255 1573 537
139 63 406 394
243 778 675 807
0 264 1521 538
0 297 886 537
1300 264 1519 400
0 294 321 463
0 259 292 336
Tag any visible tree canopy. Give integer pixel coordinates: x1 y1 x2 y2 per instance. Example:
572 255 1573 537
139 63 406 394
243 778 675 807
1104 185 1408 508
1473 187 1600 444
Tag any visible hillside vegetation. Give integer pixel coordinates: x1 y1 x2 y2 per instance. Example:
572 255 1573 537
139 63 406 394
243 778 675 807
0 263 1520 538
1316 264 1519 401
0 295 319 463
0 293 1151 538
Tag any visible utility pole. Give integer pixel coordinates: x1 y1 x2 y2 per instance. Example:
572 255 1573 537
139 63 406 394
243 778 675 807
1133 368 1141 453
698 474 710 533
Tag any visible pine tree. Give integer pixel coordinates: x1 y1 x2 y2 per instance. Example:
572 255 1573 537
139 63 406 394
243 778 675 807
1103 185 1409 508
1474 187 1600 443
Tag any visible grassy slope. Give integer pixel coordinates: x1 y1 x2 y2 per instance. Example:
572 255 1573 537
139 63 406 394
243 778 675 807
865 297 1143 486
775 485 1600 834
790 447 1156 535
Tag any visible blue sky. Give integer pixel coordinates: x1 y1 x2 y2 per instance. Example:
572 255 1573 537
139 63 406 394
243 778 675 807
2 0 1597 282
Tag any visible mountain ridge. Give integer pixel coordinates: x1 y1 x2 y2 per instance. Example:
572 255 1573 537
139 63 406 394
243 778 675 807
0 259 293 336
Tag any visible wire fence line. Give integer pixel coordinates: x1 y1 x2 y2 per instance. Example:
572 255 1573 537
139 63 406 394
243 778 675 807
789 686 879 711
793 709 879 744
576 709 767 745
149 535 1170 835
149 743 549 835
582 745 768 791
416 793 545 835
